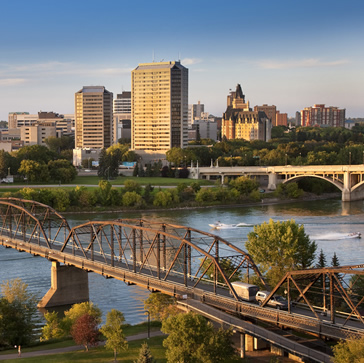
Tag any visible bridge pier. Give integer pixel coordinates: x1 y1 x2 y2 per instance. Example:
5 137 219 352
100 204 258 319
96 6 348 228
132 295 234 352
268 173 277 190
342 187 364 201
38 261 89 308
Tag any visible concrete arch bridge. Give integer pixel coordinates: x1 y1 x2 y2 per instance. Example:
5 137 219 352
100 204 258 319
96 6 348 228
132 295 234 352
189 164 364 201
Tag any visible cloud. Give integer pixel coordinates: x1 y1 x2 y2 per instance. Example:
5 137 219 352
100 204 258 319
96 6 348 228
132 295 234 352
181 58 202 66
0 78 27 86
257 58 349 70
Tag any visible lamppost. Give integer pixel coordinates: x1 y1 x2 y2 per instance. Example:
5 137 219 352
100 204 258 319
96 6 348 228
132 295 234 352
105 166 110 180
145 310 150 339
349 151 351 166
285 154 288 166
230 155 233 167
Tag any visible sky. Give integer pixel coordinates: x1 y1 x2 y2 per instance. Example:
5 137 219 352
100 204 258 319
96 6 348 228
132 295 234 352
1 0 364 121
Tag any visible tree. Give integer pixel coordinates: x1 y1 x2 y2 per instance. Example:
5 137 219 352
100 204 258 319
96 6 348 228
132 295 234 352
0 279 39 347
97 148 110 179
44 136 74 153
332 336 364 362
48 159 77 183
229 176 259 196
134 342 156 363
245 219 317 287
71 313 100 352
316 249 327 268
143 293 179 321
16 144 56 164
40 311 66 341
0 150 13 179
161 312 237 363
100 309 128 362
95 180 113 206
166 147 185 166
18 159 50 182
63 301 102 335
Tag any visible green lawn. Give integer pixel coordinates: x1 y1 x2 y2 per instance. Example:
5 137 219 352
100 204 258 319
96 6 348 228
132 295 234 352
1 336 167 363
69 176 213 186
0 176 213 188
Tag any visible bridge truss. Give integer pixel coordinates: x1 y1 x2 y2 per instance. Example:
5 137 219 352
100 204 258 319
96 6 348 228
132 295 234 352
265 265 364 326
0 198 71 248
60 218 268 299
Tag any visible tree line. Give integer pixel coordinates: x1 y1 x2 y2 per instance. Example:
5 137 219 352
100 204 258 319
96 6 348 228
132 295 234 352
2 177 306 212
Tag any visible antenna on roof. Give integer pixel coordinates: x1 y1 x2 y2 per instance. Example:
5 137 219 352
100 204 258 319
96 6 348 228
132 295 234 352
152 50 155 62
178 52 180 62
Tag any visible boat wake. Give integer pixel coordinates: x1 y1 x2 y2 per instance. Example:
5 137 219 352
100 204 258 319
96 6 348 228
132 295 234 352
311 232 361 240
209 222 253 229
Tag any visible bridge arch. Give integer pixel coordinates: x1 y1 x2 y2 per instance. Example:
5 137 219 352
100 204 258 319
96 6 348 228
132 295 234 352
281 174 343 191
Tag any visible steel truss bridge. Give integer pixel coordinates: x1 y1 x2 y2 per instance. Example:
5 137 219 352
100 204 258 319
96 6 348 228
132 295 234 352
0 198 363 347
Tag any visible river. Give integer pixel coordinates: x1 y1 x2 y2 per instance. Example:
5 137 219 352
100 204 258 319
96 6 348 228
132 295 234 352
0 198 363 325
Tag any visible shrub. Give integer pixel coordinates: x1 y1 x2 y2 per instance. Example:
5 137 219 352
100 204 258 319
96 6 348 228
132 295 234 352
195 188 216 203
122 191 145 207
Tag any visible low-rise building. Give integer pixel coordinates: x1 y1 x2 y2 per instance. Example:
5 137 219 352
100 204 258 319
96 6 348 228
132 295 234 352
300 104 345 127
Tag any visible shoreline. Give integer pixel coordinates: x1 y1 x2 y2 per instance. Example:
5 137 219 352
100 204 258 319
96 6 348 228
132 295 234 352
61 192 342 215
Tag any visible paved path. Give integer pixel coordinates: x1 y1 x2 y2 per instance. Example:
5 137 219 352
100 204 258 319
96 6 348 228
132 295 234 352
0 331 165 361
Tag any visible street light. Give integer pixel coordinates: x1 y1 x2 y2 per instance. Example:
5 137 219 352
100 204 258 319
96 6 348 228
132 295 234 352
145 310 150 339
349 151 351 166
285 154 288 166
105 166 110 180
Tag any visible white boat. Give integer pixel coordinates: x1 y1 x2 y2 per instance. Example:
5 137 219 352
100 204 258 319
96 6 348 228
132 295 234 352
347 232 361 239
209 222 250 229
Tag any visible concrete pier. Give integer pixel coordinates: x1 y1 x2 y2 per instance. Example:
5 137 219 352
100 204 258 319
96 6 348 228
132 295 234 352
38 261 89 308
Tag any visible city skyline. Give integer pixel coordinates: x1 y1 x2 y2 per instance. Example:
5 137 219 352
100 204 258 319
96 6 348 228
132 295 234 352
1 0 363 122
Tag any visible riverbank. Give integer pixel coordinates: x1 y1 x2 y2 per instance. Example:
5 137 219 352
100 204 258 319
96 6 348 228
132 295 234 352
61 191 341 216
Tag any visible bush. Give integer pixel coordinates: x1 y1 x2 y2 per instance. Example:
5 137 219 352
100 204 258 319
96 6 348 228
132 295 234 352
195 188 216 203
124 180 142 194
153 190 179 207
122 191 145 207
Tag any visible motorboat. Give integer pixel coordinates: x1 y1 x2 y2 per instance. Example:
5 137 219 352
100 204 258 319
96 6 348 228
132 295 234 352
347 232 361 239
209 222 250 229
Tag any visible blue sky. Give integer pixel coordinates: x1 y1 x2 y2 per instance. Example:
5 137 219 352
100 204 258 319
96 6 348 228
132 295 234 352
1 0 363 121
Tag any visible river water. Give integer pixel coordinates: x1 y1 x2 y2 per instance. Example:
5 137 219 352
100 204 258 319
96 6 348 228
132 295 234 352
0 198 363 325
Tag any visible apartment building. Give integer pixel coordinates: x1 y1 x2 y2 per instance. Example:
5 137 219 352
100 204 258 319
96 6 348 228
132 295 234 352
300 104 345 127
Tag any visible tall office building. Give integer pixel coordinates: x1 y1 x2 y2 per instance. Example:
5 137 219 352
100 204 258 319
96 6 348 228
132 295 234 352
131 61 188 153
75 86 113 149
